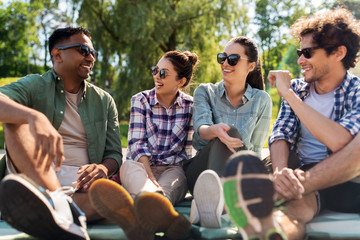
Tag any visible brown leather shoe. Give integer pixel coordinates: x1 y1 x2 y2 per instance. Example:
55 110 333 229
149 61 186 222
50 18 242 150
89 179 153 240
134 192 191 239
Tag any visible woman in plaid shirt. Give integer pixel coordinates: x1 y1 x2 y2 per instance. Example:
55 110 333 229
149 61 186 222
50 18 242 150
89 50 199 240
122 50 198 204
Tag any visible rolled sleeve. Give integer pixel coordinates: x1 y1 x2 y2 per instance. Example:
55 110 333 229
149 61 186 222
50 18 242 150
128 95 152 161
192 85 214 133
337 96 360 137
268 98 299 146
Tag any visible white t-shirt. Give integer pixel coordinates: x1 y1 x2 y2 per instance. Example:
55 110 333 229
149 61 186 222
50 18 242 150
297 84 335 166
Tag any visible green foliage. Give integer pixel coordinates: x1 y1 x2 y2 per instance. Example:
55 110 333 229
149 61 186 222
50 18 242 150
119 123 129 148
263 87 281 148
255 0 312 83
333 0 360 19
268 88 281 120
0 77 19 149
0 77 18 87
0 1 32 77
0 0 76 77
74 0 243 120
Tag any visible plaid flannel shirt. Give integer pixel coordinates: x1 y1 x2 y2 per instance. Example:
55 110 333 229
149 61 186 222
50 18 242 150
269 72 360 150
127 88 193 165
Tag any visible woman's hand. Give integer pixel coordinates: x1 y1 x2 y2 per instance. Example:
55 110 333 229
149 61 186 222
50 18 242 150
199 123 243 153
138 156 160 187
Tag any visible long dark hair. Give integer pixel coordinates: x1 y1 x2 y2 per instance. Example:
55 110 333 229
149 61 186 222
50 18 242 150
228 36 264 90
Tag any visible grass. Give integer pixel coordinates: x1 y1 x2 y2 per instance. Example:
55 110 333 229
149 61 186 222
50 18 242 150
264 88 281 148
0 78 18 149
119 122 129 148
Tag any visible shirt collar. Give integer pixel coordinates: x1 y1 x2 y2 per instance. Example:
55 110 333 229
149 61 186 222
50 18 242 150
150 88 184 108
298 80 311 93
299 71 353 94
243 84 253 103
219 80 252 104
339 71 355 92
51 68 87 99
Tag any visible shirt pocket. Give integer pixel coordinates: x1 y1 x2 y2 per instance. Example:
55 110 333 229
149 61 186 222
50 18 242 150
145 117 159 148
170 122 187 150
237 113 256 142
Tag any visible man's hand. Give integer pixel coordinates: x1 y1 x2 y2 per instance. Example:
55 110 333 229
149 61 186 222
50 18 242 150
210 123 243 153
273 167 305 201
28 112 64 172
268 70 292 98
76 164 108 192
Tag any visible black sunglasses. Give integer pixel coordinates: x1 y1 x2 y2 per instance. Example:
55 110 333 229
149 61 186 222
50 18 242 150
151 66 173 79
57 44 98 59
296 46 321 59
217 52 249 66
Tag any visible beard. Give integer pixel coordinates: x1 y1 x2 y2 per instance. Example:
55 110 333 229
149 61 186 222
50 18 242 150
304 64 331 83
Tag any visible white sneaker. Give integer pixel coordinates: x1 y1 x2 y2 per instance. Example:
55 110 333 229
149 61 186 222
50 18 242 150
0 174 89 240
190 169 224 228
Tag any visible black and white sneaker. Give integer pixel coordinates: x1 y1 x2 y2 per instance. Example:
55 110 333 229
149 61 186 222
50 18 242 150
0 174 89 240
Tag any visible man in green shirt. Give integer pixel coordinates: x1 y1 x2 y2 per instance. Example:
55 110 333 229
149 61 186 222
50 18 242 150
0 26 122 240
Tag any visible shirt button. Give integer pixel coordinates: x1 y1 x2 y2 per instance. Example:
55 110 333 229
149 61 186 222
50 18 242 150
60 111 64 114
60 90 64 93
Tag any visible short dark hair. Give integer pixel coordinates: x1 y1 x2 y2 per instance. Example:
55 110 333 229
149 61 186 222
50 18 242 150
163 50 199 88
228 36 264 90
291 8 360 70
48 26 92 56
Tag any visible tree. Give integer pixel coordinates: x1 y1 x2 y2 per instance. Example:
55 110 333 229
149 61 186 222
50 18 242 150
29 0 74 70
254 0 312 83
73 0 246 120
0 1 36 77
0 0 72 77
333 0 360 19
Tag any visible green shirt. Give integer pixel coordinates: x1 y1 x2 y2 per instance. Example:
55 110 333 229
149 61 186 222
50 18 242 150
0 69 122 172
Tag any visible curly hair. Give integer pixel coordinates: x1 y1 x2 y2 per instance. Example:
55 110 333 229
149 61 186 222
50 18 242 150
291 8 360 69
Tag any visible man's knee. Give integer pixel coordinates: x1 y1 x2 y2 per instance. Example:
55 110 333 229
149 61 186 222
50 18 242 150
285 193 318 224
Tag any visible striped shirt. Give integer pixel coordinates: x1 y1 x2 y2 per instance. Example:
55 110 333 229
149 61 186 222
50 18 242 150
269 72 360 150
127 88 193 165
